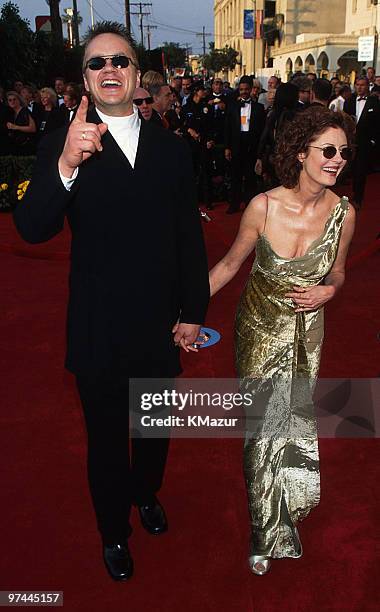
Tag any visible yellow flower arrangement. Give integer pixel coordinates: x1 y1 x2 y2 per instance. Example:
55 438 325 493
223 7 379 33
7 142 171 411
0 183 8 191
17 180 30 200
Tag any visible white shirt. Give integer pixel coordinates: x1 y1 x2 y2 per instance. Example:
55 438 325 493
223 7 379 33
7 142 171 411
60 106 141 190
356 96 367 122
240 100 251 132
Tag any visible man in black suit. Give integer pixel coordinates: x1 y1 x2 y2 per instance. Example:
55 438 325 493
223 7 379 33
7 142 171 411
20 85 44 131
61 89 80 123
343 76 380 207
150 82 172 128
224 76 265 213
292 75 311 110
13 22 209 582
309 78 332 108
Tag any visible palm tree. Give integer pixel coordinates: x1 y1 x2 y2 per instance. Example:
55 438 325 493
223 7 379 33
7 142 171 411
61 8 83 47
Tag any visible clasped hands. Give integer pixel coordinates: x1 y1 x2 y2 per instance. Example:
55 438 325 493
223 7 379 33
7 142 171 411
285 285 335 313
172 322 202 353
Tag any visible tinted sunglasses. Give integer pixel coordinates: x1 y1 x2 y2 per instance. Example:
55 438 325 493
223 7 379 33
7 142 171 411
133 97 153 106
309 145 354 161
85 55 136 71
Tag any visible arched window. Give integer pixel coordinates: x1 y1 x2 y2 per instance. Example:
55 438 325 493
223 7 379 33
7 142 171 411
305 54 315 73
294 56 303 72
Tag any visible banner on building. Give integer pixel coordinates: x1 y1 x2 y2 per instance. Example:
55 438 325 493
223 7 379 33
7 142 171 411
243 10 254 40
358 36 375 62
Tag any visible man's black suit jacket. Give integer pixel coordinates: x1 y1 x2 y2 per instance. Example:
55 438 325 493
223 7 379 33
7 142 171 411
13 107 210 378
343 94 380 148
224 100 266 157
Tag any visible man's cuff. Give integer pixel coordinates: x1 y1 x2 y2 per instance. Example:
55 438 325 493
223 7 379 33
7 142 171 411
59 166 79 191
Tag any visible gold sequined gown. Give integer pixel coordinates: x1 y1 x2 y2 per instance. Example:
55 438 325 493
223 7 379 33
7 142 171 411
235 196 349 559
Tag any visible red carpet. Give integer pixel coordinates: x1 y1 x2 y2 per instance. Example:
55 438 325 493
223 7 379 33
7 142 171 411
0 175 379 611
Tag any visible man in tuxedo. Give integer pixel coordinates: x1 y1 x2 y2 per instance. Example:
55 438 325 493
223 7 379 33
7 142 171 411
20 85 43 130
292 76 311 110
224 76 265 214
367 67 376 93
62 89 80 123
150 83 172 128
344 76 380 207
14 22 209 582
54 76 66 107
310 78 332 107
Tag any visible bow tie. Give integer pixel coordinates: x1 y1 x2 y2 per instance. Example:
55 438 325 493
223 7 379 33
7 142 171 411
357 96 367 101
241 99 251 106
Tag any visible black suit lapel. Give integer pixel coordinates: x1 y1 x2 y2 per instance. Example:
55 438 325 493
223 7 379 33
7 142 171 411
133 118 153 172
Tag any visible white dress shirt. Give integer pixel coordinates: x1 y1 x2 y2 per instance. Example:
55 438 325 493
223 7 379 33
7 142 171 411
356 97 367 122
60 105 141 190
240 100 251 132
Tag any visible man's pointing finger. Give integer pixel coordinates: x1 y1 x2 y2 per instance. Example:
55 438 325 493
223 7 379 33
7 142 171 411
74 96 89 123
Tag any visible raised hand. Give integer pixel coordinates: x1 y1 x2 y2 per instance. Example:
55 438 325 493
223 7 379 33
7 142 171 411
58 96 108 177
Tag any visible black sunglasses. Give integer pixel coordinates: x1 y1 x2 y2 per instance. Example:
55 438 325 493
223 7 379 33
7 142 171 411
85 55 137 71
309 145 354 161
133 97 153 106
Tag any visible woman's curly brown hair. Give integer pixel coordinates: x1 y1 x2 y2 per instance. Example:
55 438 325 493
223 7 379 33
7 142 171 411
274 106 356 189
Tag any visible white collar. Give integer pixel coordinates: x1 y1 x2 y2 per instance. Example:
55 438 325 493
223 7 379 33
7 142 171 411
96 105 140 129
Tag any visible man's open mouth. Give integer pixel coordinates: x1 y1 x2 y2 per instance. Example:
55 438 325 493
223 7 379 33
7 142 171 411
101 80 122 88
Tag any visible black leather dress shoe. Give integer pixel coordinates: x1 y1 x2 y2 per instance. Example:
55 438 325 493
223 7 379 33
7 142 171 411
103 541 134 581
137 498 168 535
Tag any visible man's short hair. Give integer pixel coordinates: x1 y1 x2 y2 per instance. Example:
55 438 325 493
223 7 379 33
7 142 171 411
312 78 332 101
355 76 369 85
82 21 139 71
150 83 167 98
292 76 311 92
20 85 33 95
239 76 252 88
192 83 205 94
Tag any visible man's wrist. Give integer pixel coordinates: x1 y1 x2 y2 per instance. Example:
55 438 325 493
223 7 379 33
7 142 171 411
58 157 76 179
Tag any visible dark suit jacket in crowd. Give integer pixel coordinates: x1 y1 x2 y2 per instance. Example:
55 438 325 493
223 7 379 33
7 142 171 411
224 100 266 157
343 94 380 148
13 107 210 378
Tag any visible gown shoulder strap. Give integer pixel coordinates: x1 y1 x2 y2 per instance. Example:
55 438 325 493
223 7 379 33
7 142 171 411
262 192 270 234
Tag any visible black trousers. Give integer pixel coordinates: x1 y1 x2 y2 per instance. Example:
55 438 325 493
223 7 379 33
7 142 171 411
352 144 369 206
230 135 258 209
76 373 170 541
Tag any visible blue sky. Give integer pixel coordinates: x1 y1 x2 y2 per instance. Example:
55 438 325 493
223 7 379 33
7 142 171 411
2 0 214 54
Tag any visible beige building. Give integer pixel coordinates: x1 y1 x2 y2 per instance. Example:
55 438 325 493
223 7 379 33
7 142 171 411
271 0 379 80
214 0 267 81
214 0 379 83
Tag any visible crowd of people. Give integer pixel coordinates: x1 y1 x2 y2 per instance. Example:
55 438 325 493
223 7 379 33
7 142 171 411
0 78 83 156
1 65 379 210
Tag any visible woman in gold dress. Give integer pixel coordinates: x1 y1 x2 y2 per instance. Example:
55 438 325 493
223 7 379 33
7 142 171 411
209 107 356 575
